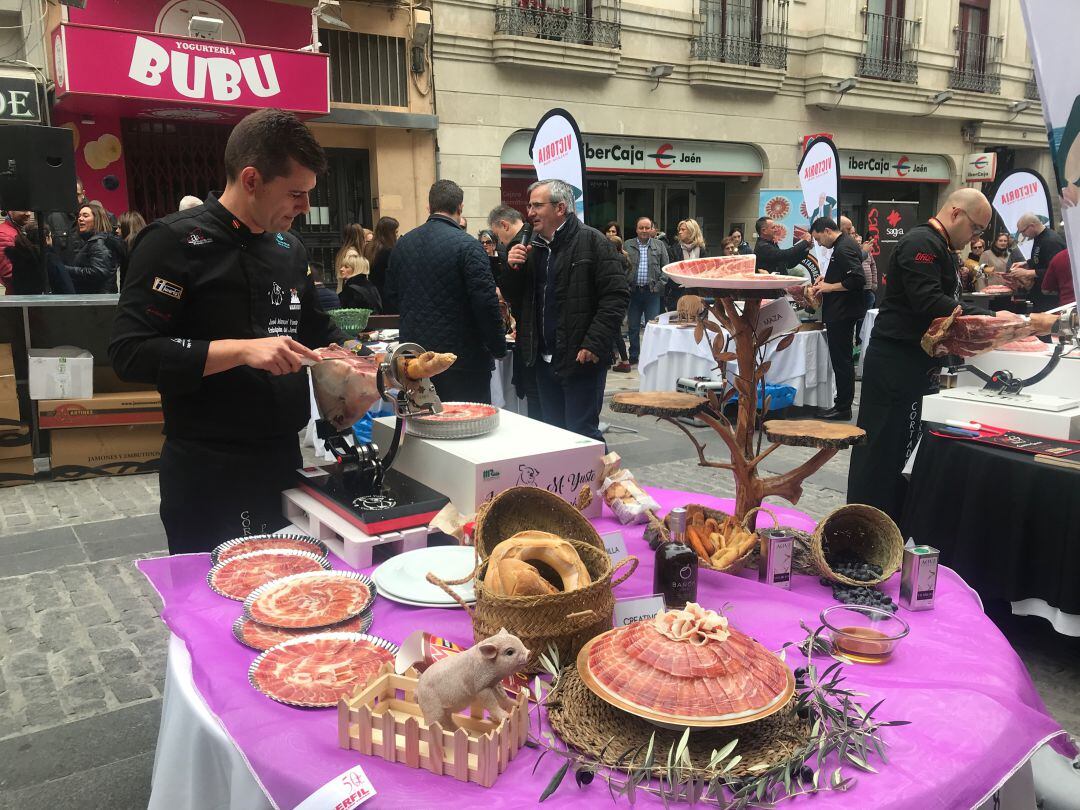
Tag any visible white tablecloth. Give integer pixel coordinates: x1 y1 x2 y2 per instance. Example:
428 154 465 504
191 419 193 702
858 308 879 375
490 350 528 414
638 321 835 408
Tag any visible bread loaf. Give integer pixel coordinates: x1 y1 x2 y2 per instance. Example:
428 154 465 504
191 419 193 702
483 531 591 596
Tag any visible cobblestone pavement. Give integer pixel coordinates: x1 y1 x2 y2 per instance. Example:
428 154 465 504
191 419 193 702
0 374 1077 807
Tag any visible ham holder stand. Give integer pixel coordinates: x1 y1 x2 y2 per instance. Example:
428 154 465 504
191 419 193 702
939 305 1080 412
297 342 450 536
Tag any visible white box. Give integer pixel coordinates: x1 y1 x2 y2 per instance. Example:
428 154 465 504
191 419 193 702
922 392 1080 440
373 409 604 517
28 347 93 401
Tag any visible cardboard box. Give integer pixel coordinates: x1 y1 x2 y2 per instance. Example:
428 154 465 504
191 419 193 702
373 409 604 517
0 343 18 431
38 391 163 429
50 424 164 481
0 455 35 487
0 425 31 460
28 347 94 400
0 343 12 376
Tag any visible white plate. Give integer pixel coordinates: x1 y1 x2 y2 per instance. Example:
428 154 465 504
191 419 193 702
667 272 807 290
375 587 471 610
372 545 476 605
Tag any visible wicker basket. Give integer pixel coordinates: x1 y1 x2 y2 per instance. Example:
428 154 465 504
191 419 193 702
810 503 904 587
644 504 764 573
430 487 637 673
329 307 372 335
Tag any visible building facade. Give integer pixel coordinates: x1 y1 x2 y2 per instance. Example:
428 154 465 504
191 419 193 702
33 0 436 270
432 0 1052 249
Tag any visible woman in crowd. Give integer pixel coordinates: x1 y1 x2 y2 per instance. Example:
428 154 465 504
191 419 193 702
338 250 382 313
670 219 706 263
62 202 122 294
4 222 75 294
117 211 146 290
364 217 399 300
478 228 502 283
605 221 633 372
959 236 986 291
721 236 740 256
980 231 1024 277
336 223 367 293
729 226 753 255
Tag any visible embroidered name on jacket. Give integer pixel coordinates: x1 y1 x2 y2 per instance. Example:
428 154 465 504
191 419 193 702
152 277 184 299
913 252 936 264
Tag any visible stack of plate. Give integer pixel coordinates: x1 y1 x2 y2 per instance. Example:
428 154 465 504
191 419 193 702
372 545 476 608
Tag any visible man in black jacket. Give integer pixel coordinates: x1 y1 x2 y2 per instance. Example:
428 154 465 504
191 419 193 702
110 109 341 554
847 189 1056 520
504 179 629 441
386 180 506 404
809 217 866 421
1008 213 1067 312
754 215 811 275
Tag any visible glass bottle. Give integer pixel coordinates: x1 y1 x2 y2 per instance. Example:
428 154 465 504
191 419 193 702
653 507 698 609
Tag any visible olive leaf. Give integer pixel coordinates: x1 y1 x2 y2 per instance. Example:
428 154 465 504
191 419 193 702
539 760 570 802
673 726 691 769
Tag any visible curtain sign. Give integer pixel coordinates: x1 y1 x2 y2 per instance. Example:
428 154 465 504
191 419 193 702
529 109 587 221
991 169 1053 260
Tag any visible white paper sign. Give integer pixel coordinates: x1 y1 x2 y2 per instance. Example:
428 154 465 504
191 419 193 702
753 297 799 336
295 765 376 810
613 594 666 627
601 530 628 563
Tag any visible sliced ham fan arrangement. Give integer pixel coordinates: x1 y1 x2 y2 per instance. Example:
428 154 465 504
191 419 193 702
583 604 791 723
665 255 758 279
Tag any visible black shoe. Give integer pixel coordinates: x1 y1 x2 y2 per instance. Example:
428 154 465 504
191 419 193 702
819 407 852 421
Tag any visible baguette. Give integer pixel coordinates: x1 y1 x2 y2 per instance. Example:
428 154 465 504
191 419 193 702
402 351 457 380
686 525 711 562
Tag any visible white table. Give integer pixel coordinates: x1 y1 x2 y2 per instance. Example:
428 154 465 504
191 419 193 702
858 308 879 375
490 350 527 414
638 321 835 408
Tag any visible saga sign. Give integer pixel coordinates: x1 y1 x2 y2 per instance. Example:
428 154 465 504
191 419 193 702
129 36 280 101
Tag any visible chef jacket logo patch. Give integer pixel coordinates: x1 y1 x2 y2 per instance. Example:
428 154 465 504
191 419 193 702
914 252 936 264
290 288 301 310
275 233 290 249
270 281 285 306
152 277 184 300
186 228 212 246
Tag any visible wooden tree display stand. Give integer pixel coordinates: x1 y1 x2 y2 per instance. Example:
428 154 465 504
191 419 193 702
338 669 530 788
612 291 865 524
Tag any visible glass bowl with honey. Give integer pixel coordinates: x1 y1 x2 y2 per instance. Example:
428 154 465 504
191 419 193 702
819 605 910 664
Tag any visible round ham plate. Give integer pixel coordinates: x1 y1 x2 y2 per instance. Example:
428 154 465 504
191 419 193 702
206 549 331 601
232 611 374 652
406 402 500 439
243 570 376 629
211 533 328 566
665 270 808 291
247 632 398 707
575 631 796 730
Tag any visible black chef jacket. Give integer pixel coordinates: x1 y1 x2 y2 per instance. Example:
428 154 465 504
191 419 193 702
871 221 990 345
1027 227 1067 312
819 232 866 322
754 236 811 275
109 195 344 442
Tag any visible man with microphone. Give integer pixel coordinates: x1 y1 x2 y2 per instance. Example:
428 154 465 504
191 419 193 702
499 181 629 441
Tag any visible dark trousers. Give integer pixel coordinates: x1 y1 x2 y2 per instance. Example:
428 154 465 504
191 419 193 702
511 348 544 421
535 358 606 442
432 367 492 404
847 337 937 523
627 287 663 361
824 317 859 409
159 436 300 554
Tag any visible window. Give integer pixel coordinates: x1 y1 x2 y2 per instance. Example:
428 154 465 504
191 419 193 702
493 0 622 49
320 30 409 107
949 0 1001 94
691 0 789 70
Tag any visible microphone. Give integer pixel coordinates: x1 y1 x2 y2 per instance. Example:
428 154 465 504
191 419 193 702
508 222 533 267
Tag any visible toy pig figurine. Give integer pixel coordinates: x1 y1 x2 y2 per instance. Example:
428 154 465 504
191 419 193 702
416 629 530 729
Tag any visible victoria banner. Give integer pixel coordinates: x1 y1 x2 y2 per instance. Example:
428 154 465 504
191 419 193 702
529 108 587 222
798 136 841 270
991 169 1053 260
1020 0 1080 302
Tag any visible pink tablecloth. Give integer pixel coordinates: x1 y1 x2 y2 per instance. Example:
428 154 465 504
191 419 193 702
138 488 1072 809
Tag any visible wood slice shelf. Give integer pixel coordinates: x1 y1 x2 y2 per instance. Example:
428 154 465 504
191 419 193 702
763 420 866 449
610 392 709 418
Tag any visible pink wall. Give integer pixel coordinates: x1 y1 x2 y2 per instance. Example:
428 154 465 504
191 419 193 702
69 0 311 50
50 112 130 217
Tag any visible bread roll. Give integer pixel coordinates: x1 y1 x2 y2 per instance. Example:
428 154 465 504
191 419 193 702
485 531 591 593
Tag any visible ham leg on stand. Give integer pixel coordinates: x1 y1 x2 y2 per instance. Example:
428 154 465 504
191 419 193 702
921 308 1039 358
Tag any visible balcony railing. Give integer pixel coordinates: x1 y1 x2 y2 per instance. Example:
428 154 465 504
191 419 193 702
494 1 621 49
948 28 1002 94
1025 71 1040 101
856 12 919 83
690 0 789 70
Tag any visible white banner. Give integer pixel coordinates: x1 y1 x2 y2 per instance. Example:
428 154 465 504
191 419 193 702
1020 0 1080 300
798 136 840 271
529 108 586 221
991 169 1052 260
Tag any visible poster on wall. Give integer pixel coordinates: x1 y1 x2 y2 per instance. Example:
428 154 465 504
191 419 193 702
991 169 1053 260
867 200 919 276
529 108 586 222
759 189 804 247
798 136 841 270
1020 0 1080 301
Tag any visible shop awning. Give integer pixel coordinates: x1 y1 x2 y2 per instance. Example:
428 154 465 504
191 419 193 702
501 130 763 177
51 24 329 122
838 150 952 183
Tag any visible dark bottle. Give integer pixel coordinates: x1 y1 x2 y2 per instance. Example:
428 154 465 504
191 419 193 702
653 507 698 609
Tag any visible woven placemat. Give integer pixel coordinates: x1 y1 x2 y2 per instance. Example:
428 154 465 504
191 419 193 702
546 668 810 779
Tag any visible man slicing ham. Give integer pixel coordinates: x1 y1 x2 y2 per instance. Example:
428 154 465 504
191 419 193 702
846 188 1057 522
110 110 351 554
